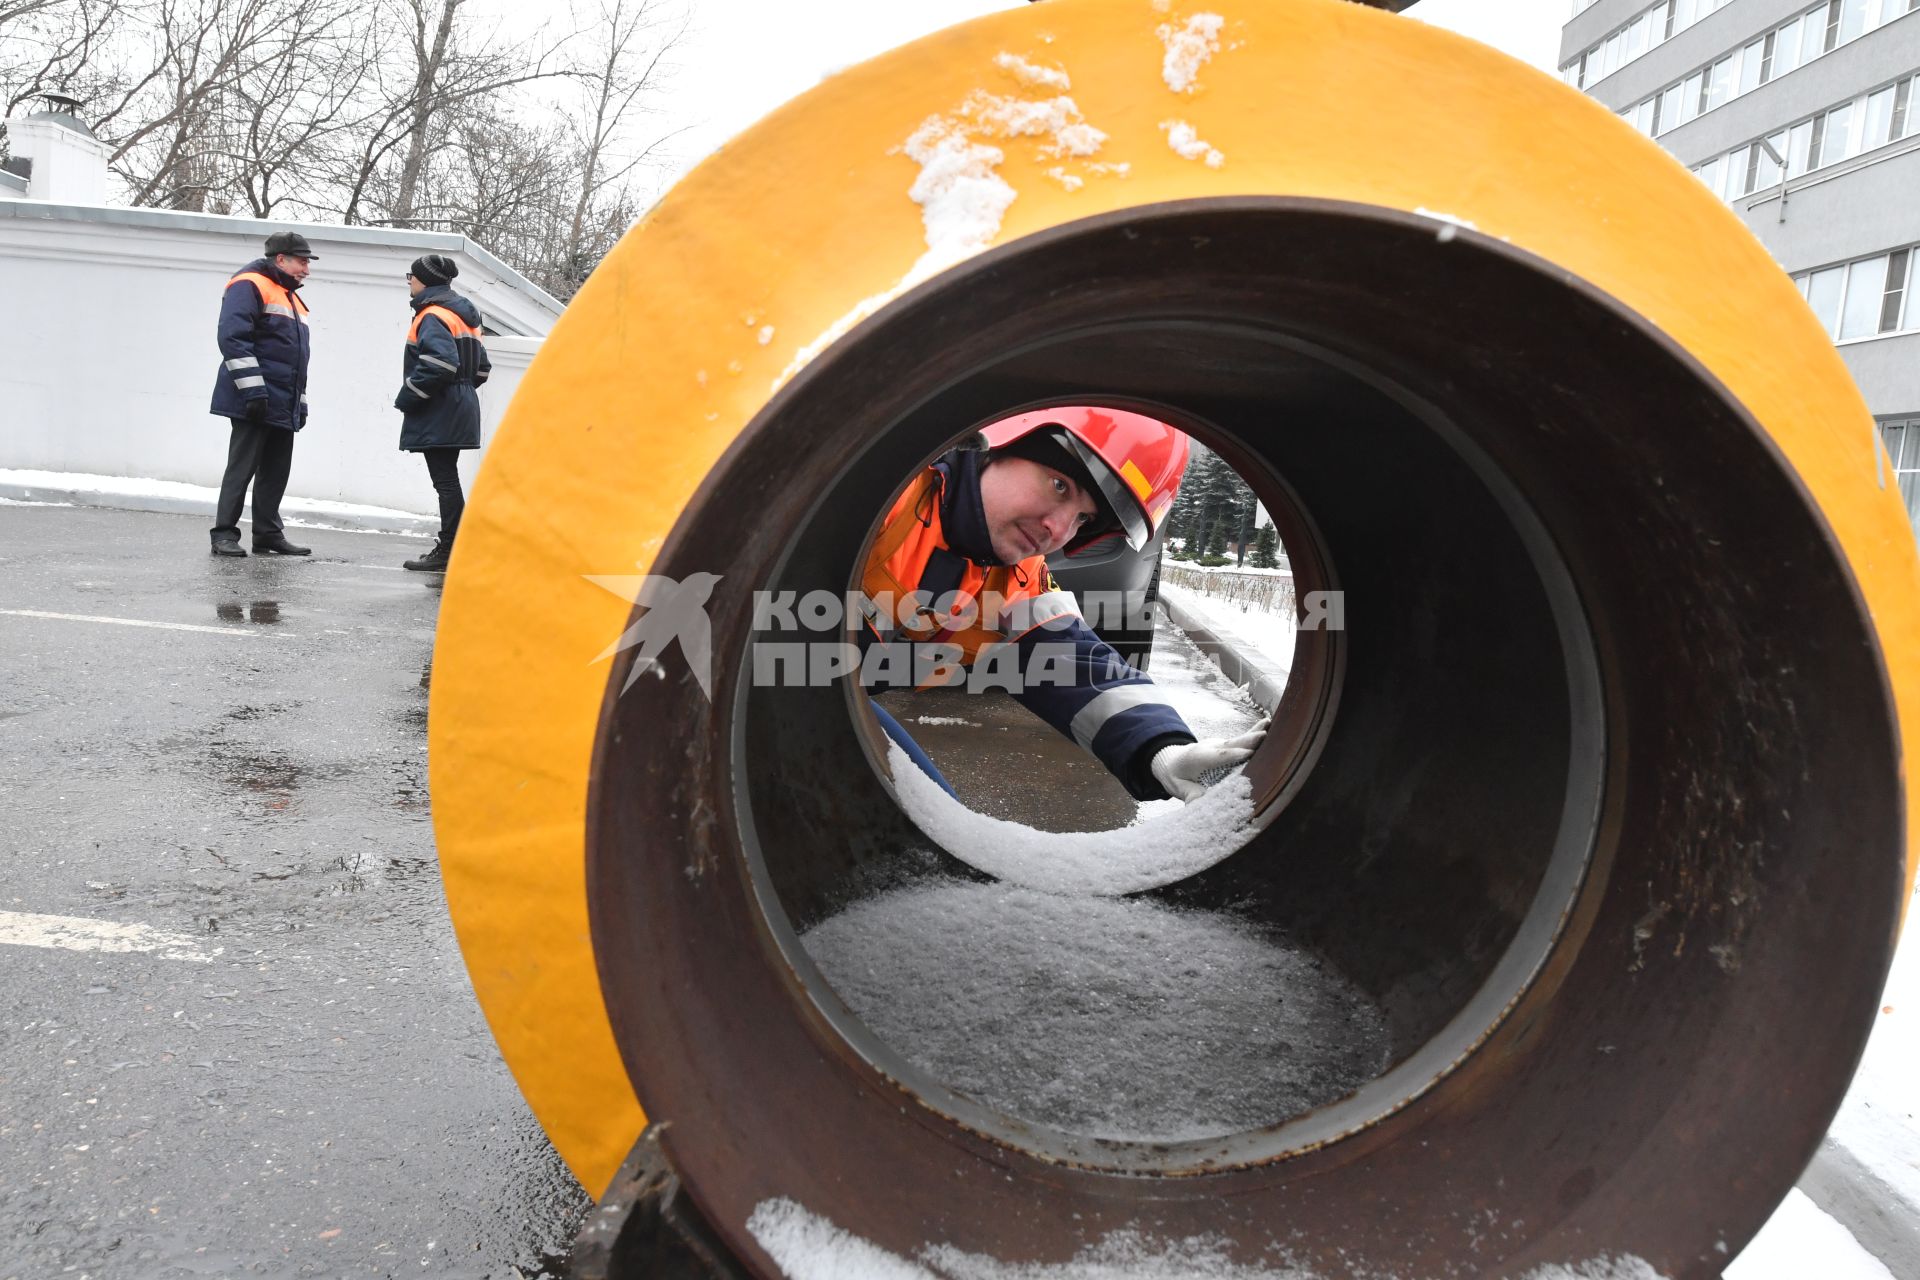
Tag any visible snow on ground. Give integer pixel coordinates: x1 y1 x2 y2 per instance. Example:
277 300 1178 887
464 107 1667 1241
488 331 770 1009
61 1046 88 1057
1726 1189 1896 1278
750 1196 1678 1280
800 877 1390 1142
0 469 422 521
0 468 428 533
890 738 1258 895
1156 577 1295 699
1824 890 1920 1213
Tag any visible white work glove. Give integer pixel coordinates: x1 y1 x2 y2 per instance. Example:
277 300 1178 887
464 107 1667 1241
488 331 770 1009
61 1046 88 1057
1150 720 1268 802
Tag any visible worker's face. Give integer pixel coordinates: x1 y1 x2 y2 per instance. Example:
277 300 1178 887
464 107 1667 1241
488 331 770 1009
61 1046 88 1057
275 253 311 282
978 455 1099 562
406 272 425 297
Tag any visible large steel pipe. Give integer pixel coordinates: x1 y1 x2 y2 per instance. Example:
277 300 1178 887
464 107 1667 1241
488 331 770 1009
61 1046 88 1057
431 1 1917 1274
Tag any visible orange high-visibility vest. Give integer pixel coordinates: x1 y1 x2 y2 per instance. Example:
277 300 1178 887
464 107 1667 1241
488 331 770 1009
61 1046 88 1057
862 468 1081 669
408 304 479 344
229 271 309 321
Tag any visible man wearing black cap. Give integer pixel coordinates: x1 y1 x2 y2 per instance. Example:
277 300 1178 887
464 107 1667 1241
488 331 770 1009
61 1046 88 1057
207 230 315 556
393 253 490 572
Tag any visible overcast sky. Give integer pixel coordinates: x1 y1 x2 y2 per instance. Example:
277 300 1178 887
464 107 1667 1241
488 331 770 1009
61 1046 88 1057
639 1 1566 193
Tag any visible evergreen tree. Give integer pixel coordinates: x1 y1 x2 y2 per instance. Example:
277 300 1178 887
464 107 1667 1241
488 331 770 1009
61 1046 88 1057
1251 523 1280 568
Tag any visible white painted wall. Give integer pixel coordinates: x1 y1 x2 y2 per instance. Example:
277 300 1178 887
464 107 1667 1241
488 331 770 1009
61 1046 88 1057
0 203 558 514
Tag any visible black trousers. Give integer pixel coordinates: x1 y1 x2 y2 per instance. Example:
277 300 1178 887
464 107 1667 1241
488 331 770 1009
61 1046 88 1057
212 419 295 539
421 447 465 539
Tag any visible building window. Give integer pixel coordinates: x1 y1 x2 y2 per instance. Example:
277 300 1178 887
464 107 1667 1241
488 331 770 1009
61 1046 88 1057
1825 100 1859 162
1795 248 1919 340
1703 71 1920 203
1807 266 1846 335
1883 250 1912 332
1841 256 1889 339
1776 15 1806 76
1841 0 1870 43
1880 418 1920 540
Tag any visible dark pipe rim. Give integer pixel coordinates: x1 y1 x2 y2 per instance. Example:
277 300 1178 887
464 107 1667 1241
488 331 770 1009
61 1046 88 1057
840 391 1346 845
585 197 1904 1272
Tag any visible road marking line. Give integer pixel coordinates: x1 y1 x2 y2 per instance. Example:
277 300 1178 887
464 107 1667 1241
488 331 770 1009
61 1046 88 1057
0 609 270 637
0 910 218 962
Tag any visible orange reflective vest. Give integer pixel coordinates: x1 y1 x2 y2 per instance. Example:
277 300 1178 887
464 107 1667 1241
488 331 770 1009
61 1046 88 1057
861 468 1082 669
231 271 309 323
408 303 478 344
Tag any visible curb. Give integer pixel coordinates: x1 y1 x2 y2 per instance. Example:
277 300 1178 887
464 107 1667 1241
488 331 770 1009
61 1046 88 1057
1800 1137 1920 1276
1159 591 1287 714
0 481 435 536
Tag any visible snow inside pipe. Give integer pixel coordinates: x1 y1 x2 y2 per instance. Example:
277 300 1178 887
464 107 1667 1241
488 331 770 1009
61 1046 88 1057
428 0 1919 1275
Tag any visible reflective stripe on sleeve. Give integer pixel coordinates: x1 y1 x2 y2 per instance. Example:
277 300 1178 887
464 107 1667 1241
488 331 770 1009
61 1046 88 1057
225 356 260 371
1068 684 1177 752
264 303 294 317
233 375 266 389
419 354 458 373
404 381 430 398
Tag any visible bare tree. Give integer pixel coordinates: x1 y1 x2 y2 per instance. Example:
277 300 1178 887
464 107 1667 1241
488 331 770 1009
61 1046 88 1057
218 0 376 216
337 0 572 227
2 0 686 294
1 0 129 122
92 0 290 206
561 0 683 272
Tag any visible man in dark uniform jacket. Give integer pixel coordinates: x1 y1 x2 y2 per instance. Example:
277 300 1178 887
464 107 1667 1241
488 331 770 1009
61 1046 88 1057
207 230 315 556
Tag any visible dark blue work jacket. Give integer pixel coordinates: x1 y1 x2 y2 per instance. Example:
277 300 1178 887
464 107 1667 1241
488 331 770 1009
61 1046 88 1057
395 286 490 451
209 258 310 430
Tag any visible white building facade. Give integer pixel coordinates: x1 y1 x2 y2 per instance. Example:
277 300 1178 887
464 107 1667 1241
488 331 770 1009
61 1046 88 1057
0 109 560 517
1561 0 1920 533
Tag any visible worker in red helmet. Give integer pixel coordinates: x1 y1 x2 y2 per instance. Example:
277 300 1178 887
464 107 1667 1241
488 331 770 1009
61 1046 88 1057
860 407 1265 803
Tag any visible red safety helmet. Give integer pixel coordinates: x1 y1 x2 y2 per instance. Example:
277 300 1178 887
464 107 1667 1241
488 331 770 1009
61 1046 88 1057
978 406 1191 551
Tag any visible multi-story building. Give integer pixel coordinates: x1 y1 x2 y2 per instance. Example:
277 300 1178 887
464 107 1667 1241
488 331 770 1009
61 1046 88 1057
1561 0 1920 534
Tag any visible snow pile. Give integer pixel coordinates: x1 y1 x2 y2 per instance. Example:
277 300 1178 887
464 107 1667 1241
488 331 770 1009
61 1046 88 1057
1524 1260 1670 1280
902 118 1021 278
889 740 1255 896
0 468 424 522
748 1198 938 1280
957 91 1107 158
929 1230 1316 1279
779 54 1122 388
751 1198 1675 1279
895 83 1106 288
800 878 1391 1141
1161 120 1224 168
1158 13 1226 93
750 1201 1322 1279
995 52 1071 92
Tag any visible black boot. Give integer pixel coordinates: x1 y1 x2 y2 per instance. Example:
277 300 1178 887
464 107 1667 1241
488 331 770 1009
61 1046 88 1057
252 533 311 556
211 535 246 558
403 536 452 572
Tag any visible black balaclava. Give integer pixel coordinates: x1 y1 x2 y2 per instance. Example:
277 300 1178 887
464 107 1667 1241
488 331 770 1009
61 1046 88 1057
937 447 1002 566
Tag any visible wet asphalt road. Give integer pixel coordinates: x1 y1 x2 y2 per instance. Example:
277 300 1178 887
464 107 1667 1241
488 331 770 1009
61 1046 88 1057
0 504 587 1279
